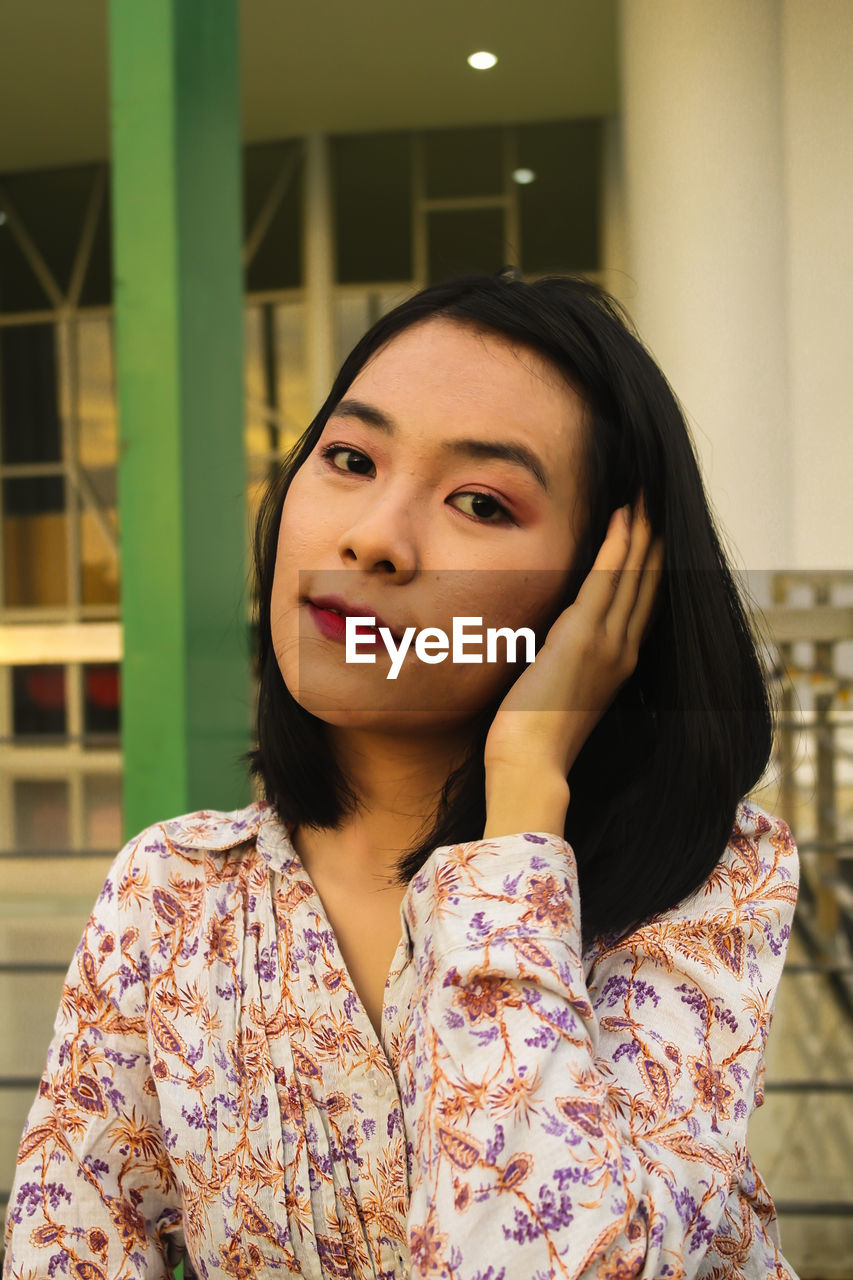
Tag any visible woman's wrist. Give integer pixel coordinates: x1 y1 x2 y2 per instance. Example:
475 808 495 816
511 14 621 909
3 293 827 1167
482 769 570 840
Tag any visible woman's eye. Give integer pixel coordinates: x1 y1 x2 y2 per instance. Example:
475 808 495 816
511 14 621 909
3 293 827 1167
320 444 375 475
449 492 514 525
319 446 512 525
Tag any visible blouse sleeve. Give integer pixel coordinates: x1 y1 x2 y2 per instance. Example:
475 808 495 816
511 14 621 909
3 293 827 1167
398 803 798 1280
3 829 185 1280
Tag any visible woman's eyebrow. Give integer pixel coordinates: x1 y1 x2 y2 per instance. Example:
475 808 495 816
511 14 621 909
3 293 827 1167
333 398 396 434
331 397 551 494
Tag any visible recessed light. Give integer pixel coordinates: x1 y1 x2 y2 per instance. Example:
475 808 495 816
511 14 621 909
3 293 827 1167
467 51 498 70
512 168 536 185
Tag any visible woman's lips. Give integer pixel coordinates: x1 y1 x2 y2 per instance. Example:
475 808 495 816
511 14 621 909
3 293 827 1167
306 601 384 646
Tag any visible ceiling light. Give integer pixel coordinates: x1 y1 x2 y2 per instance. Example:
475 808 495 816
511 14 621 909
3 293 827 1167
512 168 536 185
467 51 498 70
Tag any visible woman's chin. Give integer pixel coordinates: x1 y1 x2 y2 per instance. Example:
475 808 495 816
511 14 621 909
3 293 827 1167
285 680 448 732
291 692 465 736
281 669 494 736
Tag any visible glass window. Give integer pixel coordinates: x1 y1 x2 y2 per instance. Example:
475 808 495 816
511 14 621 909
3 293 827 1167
80 506 119 605
517 120 603 274
245 300 309 525
83 774 122 850
78 180 112 307
334 289 409 369
244 141 302 292
77 316 116 469
83 663 120 739
2 476 68 607
424 126 504 199
0 213 54 313
2 166 99 300
12 665 67 738
333 132 412 284
335 293 373 370
0 324 61 465
274 301 309 448
14 778 70 850
244 305 271 460
427 208 507 283
77 315 119 604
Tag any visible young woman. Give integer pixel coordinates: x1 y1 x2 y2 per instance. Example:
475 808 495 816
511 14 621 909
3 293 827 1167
4 273 799 1280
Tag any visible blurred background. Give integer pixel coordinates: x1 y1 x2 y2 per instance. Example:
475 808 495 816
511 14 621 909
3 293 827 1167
0 1 851 1274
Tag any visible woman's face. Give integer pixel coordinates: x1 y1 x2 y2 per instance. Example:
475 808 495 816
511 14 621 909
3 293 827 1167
271 316 588 732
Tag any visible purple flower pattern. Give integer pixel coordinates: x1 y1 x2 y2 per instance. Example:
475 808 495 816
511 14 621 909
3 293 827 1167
3 801 799 1279
400 801 800 1278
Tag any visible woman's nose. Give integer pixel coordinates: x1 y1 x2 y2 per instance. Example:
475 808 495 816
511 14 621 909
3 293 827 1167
336 493 418 579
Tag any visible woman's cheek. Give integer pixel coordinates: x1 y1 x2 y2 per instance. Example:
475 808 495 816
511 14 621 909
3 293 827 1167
459 567 565 635
278 496 318 567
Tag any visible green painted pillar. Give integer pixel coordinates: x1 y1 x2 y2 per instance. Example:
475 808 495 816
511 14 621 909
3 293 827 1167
109 0 249 839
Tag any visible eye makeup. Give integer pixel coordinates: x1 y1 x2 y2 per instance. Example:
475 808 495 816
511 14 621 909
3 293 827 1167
317 442 517 526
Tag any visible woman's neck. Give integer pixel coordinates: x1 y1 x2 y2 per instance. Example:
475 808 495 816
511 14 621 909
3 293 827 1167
293 724 473 887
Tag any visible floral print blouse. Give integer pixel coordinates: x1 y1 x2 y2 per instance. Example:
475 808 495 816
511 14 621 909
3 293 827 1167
3 799 799 1280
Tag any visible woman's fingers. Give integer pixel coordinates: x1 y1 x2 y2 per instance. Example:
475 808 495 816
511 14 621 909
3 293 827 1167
625 535 665 651
577 498 652 616
563 496 662 673
606 497 656 636
571 505 634 622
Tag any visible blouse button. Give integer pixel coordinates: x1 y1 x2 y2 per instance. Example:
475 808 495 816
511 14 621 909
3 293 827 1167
369 1070 389 1097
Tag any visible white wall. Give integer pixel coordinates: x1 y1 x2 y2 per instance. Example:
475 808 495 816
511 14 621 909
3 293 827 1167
782 0 853 569
615 0 853 573
618 0 790 571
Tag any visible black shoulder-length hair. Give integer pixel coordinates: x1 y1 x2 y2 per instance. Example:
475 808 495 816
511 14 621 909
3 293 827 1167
249 272 774 945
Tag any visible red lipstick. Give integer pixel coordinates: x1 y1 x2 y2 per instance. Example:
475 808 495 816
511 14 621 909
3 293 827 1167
305 593 405 646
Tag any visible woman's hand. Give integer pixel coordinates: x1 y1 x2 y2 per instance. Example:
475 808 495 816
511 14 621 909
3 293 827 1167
483 497 664 804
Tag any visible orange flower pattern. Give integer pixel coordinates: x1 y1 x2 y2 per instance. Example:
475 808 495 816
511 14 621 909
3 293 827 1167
3 800 798 1279
401 801 800 1278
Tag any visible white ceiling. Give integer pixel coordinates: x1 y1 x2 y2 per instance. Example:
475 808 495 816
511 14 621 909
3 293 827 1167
0 0 619 173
